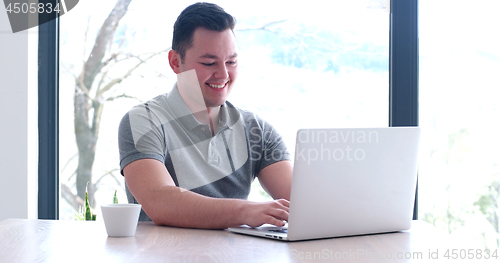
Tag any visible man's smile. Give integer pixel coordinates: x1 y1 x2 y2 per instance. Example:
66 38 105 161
207 81 229 89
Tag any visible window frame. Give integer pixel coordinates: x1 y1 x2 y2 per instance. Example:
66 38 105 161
389 0 419 219
38 0 59 219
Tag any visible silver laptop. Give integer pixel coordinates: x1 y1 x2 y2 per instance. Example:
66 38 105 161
229 127 420 241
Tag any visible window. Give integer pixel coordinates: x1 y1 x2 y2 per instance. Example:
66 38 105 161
40 0 418 222
419 0 500 249
56 0 390 219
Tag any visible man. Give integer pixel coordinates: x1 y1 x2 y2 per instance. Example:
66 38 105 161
119 2 292 229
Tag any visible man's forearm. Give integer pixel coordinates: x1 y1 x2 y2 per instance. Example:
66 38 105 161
138 185 247 229
123 159 289 229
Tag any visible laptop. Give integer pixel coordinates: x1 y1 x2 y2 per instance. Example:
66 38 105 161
229 127 420 241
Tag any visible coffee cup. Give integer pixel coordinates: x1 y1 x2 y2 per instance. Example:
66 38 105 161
101 204 142 237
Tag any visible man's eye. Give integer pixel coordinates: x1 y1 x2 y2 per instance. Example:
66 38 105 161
201 62 214 66
227 61 237 65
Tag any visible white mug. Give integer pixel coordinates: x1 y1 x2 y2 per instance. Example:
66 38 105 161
101 204 142 237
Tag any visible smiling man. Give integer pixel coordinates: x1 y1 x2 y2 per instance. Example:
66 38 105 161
118 2 292 229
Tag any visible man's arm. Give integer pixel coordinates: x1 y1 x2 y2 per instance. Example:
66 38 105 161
257 160 293 201
124 158 289 229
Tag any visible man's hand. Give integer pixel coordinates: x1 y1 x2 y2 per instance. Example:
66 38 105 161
239 199 289 227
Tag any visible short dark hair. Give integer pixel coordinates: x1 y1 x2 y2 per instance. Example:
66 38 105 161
172 2 236 62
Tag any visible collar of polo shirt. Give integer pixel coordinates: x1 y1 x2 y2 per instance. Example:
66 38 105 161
167 83 236 135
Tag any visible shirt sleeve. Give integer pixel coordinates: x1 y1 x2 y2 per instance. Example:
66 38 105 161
118 105 166 175
247 114 291 176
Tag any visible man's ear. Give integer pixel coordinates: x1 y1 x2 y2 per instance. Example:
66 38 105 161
168 50 182 74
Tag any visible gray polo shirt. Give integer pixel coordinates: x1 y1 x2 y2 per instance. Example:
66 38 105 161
119 85 290 221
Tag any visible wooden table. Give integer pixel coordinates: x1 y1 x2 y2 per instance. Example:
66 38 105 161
0 219 486 262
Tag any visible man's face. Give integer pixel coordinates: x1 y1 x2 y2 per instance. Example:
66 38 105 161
172 27 238 108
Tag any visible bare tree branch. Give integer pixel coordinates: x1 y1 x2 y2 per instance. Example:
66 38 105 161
106 94 141 102
96 49 170 90
82 16 91 65
61 183 84 211
61 153 78 175
91 96 105 136
96 68 111 93
97 76 126 97
97 53 119 75
81 0 133 91
60 62 77 79
94 169 122 187
91 48 161 142
95 49 169 98
237 20 287 31
76 74 91 99
67 170 77 182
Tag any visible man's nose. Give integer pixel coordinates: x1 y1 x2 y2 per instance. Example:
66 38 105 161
214 64 229 79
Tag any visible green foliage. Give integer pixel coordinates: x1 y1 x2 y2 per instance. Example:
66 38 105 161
84 190 96 221
474 176 500 249
71 206 85 221
113 190 119 204
475 177 500 233
73 183 96 221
